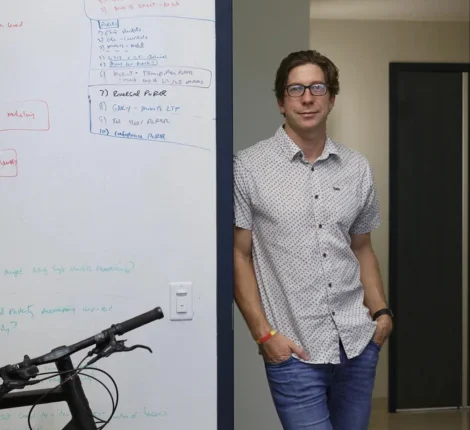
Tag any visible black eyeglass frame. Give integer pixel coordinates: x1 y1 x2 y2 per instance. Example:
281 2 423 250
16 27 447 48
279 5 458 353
284 83 329 97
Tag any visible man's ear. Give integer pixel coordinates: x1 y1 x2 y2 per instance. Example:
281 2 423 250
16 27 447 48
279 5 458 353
329 95 336 111
277 98 285 115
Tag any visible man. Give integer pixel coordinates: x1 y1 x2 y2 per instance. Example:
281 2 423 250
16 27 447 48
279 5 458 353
233 49 393 430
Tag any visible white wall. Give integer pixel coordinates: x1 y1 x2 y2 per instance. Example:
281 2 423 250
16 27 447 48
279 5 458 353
233 2 311 429
310 19 470 399
309 0 470 22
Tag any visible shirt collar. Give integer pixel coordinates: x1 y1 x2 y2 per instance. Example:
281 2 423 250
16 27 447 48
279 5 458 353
276 125 339 162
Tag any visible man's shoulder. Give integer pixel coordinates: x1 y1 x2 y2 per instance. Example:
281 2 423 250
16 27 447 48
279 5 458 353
331 138 371 169
234 134 278 169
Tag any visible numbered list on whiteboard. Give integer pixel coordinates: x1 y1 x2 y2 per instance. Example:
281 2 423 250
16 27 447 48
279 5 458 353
86 0 215 151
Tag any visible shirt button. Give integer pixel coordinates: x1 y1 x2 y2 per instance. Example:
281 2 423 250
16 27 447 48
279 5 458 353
311 166 315 171
332 312 336 316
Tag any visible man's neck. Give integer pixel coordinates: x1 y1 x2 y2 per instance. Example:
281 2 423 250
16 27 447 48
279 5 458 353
284 123 326 163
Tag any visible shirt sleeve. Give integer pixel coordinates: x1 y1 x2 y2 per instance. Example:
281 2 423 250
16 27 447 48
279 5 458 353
350 160 382 235
233 154 253 230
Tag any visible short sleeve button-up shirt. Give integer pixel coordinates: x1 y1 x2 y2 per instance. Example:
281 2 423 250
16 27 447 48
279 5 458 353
233 126 382 364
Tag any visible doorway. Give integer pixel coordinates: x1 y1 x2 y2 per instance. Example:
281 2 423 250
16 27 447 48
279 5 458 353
389 62 470 412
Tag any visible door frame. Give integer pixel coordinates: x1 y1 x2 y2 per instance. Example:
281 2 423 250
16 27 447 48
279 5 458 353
389 62 470 412
216 0 234 428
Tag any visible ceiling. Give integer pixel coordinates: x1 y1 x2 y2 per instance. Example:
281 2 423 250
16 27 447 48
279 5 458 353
310 0 470 22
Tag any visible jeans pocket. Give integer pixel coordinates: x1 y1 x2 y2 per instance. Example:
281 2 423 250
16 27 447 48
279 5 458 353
264 355 295 367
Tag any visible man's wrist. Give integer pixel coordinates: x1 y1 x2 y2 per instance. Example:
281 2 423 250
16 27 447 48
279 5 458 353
251 324 274 341
376 314 393 324
372 308 394 321
256 329 277 345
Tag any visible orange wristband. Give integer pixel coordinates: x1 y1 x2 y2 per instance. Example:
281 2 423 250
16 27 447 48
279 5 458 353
256 330 277 345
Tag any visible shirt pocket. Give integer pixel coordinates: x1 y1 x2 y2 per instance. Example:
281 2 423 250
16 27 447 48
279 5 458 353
324 184 360 228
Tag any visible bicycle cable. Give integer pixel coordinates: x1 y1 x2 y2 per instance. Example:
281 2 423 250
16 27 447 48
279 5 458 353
73 364 119 429
26 355 118 430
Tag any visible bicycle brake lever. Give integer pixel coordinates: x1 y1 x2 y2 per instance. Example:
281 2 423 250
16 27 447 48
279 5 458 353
118 343 153 354
102 339 153 354
87 339 152 366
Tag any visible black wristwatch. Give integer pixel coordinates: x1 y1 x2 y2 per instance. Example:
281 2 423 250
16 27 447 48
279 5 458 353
372 308 394 321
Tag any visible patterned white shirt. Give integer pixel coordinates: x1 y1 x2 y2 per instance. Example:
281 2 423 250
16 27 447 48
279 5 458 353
233 125 382 364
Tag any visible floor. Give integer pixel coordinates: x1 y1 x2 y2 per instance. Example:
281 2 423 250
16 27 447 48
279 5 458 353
370 399 470 430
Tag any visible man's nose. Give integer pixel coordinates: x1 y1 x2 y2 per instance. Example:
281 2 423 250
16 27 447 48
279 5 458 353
301 90 315 104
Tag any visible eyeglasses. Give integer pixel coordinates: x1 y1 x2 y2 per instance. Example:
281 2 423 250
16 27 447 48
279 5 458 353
285 83 328 97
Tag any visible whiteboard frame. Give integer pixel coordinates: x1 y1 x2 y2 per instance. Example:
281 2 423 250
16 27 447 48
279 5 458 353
215 0 234 429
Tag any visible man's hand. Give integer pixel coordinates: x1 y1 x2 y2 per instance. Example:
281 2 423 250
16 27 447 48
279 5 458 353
372 315 393 346
259 333 310 364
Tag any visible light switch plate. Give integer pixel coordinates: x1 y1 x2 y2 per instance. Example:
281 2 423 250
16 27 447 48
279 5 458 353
169 281 193 321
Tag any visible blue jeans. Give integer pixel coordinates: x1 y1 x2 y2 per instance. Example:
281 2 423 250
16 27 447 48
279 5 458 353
264 340 380 430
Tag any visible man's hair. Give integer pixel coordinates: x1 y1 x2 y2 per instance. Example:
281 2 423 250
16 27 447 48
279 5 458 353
274 50 340 102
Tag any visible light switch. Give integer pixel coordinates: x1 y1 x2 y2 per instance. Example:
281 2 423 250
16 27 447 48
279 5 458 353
176 289 188 313
170 282 193 321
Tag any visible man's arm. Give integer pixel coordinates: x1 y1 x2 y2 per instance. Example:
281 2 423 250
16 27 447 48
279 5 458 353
233 226 309 362
350 232 387 315
233 226 271 340
351 232 393 345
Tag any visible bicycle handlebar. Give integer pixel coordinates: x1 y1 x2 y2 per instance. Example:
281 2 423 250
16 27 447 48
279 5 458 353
1 307 164 376
0 306 164 429
113 306 163 336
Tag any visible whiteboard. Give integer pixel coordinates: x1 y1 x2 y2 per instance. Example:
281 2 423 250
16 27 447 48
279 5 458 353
0 0 228 428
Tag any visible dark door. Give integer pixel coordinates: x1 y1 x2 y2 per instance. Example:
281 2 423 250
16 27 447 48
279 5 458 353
389 64 470 411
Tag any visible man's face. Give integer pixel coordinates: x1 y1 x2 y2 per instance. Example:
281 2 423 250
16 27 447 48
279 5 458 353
278 63 335 135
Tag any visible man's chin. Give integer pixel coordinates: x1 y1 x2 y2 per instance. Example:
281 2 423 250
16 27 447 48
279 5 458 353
297 118 322 131
285 118 325 135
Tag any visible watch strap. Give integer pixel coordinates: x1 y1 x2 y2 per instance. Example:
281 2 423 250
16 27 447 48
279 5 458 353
372 308 393 321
